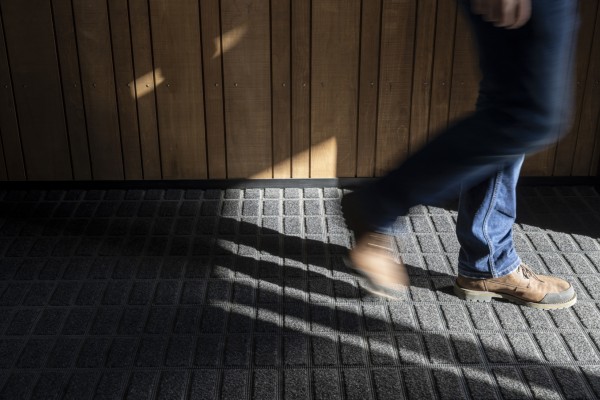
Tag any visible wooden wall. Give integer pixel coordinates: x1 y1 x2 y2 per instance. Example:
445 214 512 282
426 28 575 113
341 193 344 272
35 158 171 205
0 0 599 181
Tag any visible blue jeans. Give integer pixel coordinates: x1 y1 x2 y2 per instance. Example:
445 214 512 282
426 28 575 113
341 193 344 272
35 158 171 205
456 156 525 278
355 0 578 278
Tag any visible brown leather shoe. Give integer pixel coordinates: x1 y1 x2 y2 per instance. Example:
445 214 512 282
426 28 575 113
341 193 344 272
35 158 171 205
345 231 409 300
454 264 576 309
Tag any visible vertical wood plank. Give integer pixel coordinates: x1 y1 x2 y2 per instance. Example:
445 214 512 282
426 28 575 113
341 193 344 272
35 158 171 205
51 0 91 180
73 0 124 180
0 83 7 179
107 0 143 180
129 0 161 180
199 0 227 179
150 0 207 179
572 1 600 176
0 11 25 180
523 27 580 176
592 117 600 177
1 0 71 180
271 0 292 178
408 0 436 155
311 0 361 178
552 0 598 176
291 0 310 178
447 9 479 124
221 0 271 179
356 0 382 177
0 133 6 180
0 0 597 181
428 0 457 138
523 8 582 177
375 0 417 176
522 140 552 176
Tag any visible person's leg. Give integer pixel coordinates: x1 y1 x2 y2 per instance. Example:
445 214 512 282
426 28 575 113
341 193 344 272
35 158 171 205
347 0 579 236
456 156 524 279
451 0 576 308
343 0 579 306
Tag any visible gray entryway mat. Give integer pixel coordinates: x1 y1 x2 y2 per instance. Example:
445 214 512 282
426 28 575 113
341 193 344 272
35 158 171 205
0 186 599 399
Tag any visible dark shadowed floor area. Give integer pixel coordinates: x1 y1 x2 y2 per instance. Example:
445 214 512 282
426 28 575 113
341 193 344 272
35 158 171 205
0 185 599 399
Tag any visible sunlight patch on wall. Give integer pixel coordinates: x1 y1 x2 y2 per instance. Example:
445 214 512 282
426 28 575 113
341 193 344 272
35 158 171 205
309 136 338 178
129 68 165 98
213 23 248 59
248 136 338 179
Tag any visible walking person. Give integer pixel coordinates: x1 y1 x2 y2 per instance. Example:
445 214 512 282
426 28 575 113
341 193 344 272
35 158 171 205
343 0 579 309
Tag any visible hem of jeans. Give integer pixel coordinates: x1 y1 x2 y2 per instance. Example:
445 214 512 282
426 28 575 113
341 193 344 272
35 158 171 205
458 257 521 279
492 257 522 278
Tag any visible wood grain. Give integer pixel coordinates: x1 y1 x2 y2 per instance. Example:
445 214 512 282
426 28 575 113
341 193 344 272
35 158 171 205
200 0 227 179
51 0 91 180
129 0 162 180
0 0 598 181
221 0 272 179
447 9 479 124
572 1 600 176
73 0 124 180
0 132 6 179
375 0 417 176
408 0 436 155
593 118 600 177
108 0 143 180
552 0 599 176
428 0 457 139
524 3 582 177
291 0 310 178
356 0 382 177
0 10 25 180
150 0 207 179
271 0 292 178
311 0 361 178
2 0 71 180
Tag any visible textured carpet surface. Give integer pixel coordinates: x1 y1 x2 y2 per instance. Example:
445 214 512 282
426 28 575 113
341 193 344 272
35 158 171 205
0 186 599 399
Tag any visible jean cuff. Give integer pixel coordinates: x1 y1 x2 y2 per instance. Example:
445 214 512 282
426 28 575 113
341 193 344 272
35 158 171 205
457 256 521 279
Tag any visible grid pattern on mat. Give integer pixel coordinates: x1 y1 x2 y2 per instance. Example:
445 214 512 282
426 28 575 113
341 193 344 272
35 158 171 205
0 186 599 399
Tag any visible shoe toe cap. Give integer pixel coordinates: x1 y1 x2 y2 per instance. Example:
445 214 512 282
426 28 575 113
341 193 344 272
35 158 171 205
540 284 576 305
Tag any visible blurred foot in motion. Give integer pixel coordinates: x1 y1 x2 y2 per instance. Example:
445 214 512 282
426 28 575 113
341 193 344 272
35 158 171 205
342 191 409 299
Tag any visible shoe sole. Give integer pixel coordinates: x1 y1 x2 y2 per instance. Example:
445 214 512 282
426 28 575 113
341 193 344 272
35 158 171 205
453 283 577 310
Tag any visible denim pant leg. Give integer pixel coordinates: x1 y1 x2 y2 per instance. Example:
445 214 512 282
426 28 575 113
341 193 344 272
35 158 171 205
456 156 524 278
356 0 578 236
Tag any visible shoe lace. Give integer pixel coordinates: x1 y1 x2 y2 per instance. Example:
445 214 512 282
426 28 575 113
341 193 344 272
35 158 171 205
520 264 543 282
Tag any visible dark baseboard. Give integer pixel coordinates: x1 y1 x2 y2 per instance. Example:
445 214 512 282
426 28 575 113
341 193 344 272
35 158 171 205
0 176 598 190
1 178 345 190
517 176 600 187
